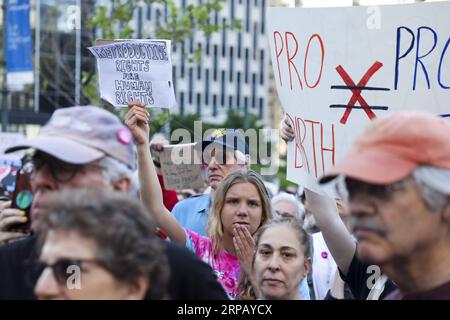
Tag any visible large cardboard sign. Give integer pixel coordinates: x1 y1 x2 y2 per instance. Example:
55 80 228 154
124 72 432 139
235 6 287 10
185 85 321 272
89 40 176 109
267 2 450 192
160 144 206 190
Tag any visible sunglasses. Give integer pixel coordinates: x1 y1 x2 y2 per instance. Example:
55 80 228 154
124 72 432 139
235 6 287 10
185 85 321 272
345 178 412 201
32 152 102 183
35 258 105 287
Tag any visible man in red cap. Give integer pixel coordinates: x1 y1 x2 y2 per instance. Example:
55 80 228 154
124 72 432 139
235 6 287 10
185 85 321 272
319 112 450 299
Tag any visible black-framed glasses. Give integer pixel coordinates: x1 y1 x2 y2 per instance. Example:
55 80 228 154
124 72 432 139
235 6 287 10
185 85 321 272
31 152 102 183
35 258 105 286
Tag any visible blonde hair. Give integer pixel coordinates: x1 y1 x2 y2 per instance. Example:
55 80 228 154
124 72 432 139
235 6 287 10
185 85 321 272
207 169 273 256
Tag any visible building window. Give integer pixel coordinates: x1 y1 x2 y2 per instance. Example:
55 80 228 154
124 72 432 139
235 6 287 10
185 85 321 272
237 72 241 109
253 22 258 60
213 95 217 116
214 45 218 81
246 0 250 32
222 18 227 57
164 3 168 22
197 93 201 114
180 92 185 115
261 0 266 33
260 49 265 85
197 64 201 80
259 97 264 118
147 3 152 20
245 49 249 84
156 9 161 28
229 47 234 82
221 71 226 106
181 58 185 78
238 33 242 59
252 74 256 109
229 95 233 110
230 0 235 20
172 67 177 92
189 68 193 104
205 70 210 105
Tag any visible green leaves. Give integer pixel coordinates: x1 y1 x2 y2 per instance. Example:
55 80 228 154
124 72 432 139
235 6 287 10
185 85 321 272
88 0 238 51
85 0 241 103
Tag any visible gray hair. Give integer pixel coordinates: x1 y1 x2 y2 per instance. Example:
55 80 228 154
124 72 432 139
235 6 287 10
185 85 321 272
37 189 169 299
271 192 305 220
413 166 450 211
99 156 139 196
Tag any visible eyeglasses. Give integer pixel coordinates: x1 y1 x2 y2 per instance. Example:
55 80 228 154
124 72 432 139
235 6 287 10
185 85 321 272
35 258 105 286
202 148 235 165
275 210 296 219
345 178 412 201
31 152 102 183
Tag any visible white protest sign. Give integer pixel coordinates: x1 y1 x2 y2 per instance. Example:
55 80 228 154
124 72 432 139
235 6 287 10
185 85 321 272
88 40 176 108
267 2 450 193
160 143 206 190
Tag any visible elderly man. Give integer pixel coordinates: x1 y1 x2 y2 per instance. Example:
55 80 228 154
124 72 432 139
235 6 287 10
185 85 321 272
320 112 450 299
169 127 251 236
0 106 227 299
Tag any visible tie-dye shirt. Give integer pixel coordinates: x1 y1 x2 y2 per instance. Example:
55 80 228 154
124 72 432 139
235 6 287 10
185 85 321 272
185 229 240 299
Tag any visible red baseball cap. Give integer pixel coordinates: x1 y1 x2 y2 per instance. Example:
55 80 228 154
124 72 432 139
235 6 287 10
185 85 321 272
320 112 450 185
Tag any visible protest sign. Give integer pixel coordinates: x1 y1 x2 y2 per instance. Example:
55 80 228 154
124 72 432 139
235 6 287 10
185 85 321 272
0 133 26 196
0 159 21 197
267 2 450 193
159 143 206 190
88 39 176 108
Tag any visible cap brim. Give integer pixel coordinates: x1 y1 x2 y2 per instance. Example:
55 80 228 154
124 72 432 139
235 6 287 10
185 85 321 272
5 136 105 165
320 147 417 185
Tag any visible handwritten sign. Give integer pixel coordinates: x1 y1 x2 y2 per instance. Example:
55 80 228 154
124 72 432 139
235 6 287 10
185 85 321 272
160 143 206 190
267 2 450 193
88 40 176 108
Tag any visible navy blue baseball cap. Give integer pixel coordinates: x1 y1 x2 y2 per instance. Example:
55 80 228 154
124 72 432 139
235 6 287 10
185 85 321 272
201 128 249 155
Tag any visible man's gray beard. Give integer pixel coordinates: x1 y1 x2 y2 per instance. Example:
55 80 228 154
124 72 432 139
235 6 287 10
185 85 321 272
303 215 321 234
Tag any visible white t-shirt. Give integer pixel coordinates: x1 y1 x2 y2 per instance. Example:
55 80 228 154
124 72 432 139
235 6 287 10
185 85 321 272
312 232 337 300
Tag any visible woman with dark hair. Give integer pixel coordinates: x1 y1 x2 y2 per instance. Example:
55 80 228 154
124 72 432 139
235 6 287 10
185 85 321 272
34 189 169 300
239 218 312 300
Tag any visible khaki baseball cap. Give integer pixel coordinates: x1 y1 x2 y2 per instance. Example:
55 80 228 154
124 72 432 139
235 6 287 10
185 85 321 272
6 106 136 170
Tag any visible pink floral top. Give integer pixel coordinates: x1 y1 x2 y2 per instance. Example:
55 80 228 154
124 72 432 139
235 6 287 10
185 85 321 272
185 229 240 299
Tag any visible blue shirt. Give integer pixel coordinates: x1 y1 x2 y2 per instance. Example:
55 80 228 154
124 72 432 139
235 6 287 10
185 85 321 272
172 194 211 236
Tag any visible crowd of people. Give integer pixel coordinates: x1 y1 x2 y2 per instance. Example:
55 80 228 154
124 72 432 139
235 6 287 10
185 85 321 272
0 100 449 300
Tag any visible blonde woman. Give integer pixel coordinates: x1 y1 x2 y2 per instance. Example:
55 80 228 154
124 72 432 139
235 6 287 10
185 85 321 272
125 102 272 299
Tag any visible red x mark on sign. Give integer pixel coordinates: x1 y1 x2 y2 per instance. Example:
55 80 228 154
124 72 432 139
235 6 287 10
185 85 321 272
335 61 384 124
